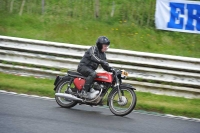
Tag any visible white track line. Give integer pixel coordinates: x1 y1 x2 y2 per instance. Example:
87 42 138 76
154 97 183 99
0 90 54 101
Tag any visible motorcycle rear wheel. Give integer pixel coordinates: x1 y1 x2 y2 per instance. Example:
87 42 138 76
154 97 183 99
55 80 78 108
109 88 137 116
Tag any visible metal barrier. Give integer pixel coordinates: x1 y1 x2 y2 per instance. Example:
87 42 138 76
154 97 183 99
0 35 200 98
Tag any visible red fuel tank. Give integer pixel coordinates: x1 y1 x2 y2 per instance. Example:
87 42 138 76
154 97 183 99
73 78 85 91
95 72 113 83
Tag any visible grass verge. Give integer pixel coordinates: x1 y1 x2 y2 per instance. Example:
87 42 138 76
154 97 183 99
0 12 200 58
0 72 199 118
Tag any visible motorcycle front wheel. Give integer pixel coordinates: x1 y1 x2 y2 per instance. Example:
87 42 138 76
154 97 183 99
55 80 78 108
109 88 137 116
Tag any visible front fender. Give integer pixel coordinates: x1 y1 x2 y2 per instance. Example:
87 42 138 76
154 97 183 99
107 83 136 106
53 75 72 91
120 83 136 90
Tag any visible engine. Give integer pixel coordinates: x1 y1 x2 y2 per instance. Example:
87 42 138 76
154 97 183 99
93 82 104 91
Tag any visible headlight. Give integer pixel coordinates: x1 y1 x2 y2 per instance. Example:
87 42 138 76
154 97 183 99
121 69 128 79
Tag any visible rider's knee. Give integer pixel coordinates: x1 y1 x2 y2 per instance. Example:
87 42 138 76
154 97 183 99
90 71 97 78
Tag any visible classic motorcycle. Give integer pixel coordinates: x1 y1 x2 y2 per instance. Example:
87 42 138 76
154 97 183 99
54 69 137 116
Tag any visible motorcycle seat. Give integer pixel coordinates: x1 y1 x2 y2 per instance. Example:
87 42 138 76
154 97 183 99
67 70 86 79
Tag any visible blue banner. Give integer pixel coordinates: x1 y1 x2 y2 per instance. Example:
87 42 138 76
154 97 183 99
155 0 200 34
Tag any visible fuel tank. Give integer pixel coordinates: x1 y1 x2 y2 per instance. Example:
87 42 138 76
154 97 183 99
95 72 113 83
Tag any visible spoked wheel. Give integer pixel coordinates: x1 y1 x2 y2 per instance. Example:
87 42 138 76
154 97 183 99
109 88 137 116
55 81 78 108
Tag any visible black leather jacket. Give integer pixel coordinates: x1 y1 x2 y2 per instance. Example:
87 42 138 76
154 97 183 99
77 46 111 71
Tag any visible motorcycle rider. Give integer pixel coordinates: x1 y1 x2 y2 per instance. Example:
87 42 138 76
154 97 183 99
77 36 113 99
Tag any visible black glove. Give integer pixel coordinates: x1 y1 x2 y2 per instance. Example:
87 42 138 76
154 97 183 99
110 67 116 73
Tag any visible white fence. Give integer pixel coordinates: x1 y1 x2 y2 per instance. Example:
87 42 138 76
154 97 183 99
0 35 200 98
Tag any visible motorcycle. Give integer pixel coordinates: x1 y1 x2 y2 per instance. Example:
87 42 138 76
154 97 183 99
54 69 137 116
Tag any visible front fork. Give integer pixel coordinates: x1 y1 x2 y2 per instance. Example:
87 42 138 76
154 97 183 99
115 76 123 102
117 85 123 101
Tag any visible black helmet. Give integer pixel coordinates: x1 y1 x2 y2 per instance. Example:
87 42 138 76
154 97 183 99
96 36 110 50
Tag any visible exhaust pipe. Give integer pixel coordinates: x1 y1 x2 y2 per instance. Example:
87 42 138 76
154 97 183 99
55 93 83 102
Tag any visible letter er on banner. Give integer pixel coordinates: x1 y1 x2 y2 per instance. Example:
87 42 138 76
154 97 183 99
155 0 200 34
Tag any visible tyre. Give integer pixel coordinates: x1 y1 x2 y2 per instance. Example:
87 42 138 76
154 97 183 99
55 80 78 108
109 88 137 116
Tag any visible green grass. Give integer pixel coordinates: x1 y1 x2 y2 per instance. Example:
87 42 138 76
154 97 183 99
0 0 200 58
0 72 200 118
0 72 55 97
136 92 200 118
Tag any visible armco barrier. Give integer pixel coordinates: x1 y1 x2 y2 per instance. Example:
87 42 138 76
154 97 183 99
0 35 200 98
